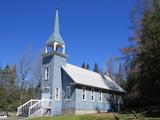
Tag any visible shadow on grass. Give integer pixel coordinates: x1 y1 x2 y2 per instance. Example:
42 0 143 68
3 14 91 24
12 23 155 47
144 110 160 118
116 110 160 120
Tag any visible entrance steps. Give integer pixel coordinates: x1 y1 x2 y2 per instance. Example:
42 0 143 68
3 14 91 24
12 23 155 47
17 99 51 117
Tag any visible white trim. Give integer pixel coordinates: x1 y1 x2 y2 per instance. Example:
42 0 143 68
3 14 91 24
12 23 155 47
44 67 49 80
53 42 65 54
82 87 86 101
62 45 65 54
43 86 50 90
91 89 95 102
45 46 48 53
65 86 71 101
55 87 60 101
54 42 58 51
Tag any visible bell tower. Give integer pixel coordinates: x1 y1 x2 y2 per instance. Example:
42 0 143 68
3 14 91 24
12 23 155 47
41 8 67 115
45 9 65 55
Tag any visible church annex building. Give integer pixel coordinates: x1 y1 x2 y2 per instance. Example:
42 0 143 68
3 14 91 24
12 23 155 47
17 9 125 117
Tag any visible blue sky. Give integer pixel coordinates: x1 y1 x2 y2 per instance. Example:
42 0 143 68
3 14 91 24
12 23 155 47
0 0 135 70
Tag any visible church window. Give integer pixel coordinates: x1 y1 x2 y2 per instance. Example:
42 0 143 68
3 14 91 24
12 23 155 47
91 89 95 101
66 86 71 101
82 87 86 101
99 91 102 102
43 86 50 93
45 67 49 80
55 87 60 101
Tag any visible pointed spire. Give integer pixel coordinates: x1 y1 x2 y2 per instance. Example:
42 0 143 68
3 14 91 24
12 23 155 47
46 8 65 45
54 9 60 35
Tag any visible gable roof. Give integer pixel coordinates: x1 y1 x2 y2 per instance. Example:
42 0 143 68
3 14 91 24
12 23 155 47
62 63 125 93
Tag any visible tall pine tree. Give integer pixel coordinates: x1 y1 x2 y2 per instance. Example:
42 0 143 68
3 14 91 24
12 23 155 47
86 64 90 70
93 63 99 73
122 0 160 109
116 63 125 88
81 63 86 69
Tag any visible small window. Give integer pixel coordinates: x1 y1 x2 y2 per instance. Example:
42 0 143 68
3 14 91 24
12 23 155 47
55 87 60 101
45 67 49 80
43 86 50 93
99 91 102 102
82 88 86 101
91 89 95 101
66 86 71 101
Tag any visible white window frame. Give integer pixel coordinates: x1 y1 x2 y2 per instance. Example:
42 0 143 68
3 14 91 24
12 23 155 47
91 89 95 101
45 67 49 80
42 86 50 93
99 91 103 102
55 87 60 101
66 86 71 101
82 87 86 101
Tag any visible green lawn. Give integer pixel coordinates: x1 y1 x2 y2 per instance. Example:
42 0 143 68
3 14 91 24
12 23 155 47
28 113 160 120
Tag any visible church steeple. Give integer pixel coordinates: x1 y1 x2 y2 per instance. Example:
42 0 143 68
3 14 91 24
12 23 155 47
46 9 64 45
45 8 65 54
54 9 60 36
41 10 67 115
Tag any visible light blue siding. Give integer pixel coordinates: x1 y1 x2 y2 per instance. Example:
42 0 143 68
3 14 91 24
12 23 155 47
41 52 122 115
51 54 66 115
62 70 76 114
41 55 54 99
41 52 67 115
61 69 120 114
75 87 110 112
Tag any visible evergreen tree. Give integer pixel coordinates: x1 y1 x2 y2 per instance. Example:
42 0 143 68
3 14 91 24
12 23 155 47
122 0 160 109
86 63 90 70
0 65 17 113
116 63 125 88
81 62 86 69
93 63 99 73
0 51 43 113
107 57 113 78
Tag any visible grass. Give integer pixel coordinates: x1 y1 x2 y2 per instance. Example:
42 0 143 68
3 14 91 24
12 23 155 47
28 113 160 120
